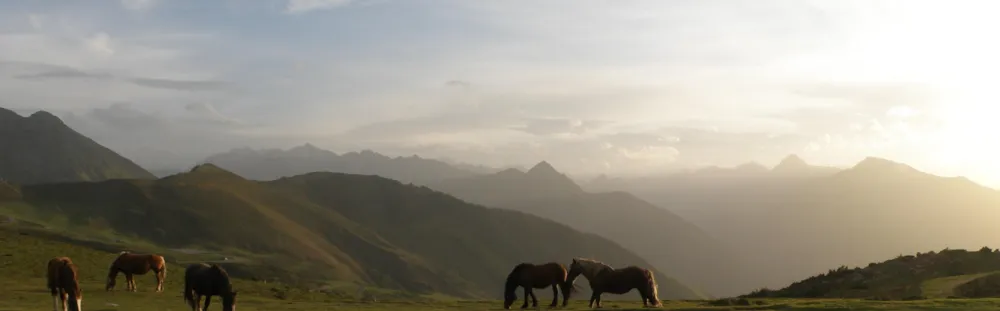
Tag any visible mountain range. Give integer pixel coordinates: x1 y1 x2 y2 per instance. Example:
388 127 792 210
0 163 699 299
428 161 752 297
201 144 494 185
0 107 155 184
586 154 1000 292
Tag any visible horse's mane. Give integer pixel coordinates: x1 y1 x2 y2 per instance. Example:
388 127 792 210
573 258 613 270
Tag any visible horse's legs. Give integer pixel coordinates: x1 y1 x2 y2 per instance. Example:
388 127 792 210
588 291 597 308
50 287 59 311
638 288 649 307
155 270 163 292
59 289 68 311
549 284 559 307
520 287 530 309
528 289 538 307
204 295 212 311
594 292 603 309
124 273 133 292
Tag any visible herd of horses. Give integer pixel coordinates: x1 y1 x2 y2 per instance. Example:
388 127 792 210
45 251 238 311
45 250 657 310
504 258 662 309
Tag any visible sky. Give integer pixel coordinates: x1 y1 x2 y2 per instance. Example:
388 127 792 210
2 0 999 186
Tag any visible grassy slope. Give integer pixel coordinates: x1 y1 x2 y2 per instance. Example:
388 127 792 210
746 248 1000 300
0 165 696 300
8 215 1000 310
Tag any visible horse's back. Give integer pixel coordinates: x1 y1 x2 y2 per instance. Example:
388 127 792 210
47 257 77 288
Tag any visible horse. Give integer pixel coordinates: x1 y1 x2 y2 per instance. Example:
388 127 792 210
105 251 167 293
503 262 575 310
566 258 661 308
183 263 239 311
47 257 82 311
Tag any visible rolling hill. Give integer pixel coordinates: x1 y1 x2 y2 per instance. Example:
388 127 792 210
202 144 485 185
745 247 1000 300
0 164 700 299
0 107 156 184
429 161 749 297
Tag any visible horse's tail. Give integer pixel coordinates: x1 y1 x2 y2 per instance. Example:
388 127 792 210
644 269 661 307
183 266 194 306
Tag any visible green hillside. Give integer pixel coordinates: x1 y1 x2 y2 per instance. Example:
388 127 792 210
745 247 1000 300
0 107 155 184
0 164 700 299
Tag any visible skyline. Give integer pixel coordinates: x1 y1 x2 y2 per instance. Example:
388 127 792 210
2 0 999 186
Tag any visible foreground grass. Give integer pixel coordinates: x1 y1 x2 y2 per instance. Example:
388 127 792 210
7 228 1000 310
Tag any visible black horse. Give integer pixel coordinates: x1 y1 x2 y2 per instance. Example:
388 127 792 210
183 263 238 311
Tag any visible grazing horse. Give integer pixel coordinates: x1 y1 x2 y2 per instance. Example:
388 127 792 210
106 251 167 292
566 258 661 308
503 262 575 310
184 263 239 311
47 257 82 311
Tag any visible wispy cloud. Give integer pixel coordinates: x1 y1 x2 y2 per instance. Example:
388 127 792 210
285 0 354 14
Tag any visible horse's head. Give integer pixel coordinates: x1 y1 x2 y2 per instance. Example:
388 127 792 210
568 258 607 281
502 289 517 310
222 290 238 311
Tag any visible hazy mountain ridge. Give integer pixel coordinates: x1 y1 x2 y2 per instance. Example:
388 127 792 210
0 107 156 184
203 144 491 185
0 163 700 299
429 161 753 297
587 155 1000 294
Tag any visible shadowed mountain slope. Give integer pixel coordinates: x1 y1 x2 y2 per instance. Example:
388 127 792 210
0 164 699 299
0 107 155 184
430 161 749 297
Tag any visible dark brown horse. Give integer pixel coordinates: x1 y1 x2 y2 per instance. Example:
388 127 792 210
566 258 661 308
503 262 574 310
184 263 238 311
47 257 82 311
106 251 167 292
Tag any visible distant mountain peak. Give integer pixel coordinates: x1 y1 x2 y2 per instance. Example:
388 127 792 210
190 163 227 173
773 154 809 172
851 157 916 174
527 161 559 176
0 107 20 120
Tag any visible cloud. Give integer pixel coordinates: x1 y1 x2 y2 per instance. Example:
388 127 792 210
184 102 243 125
120 0 157 12
14 68 113 80
285 0 354 14
510 118 610 136
129 77 228 91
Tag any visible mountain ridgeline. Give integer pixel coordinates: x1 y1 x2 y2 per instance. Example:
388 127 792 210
202 144 487 184
429 161 749 297
0 107 155 184
1 163 700 299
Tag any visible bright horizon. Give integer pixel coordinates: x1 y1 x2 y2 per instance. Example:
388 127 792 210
2 0 999 187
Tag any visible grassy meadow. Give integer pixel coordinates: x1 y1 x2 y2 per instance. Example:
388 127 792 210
4 227 1000 310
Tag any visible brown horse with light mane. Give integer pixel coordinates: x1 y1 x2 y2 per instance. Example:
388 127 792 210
105 251 167 292
566 258 661 308
47 257 82 311
503 262 575 310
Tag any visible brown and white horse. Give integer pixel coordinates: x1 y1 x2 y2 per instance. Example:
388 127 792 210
566 258 661 308
47 257 82 311
503 262 575 309
106 251 167 292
